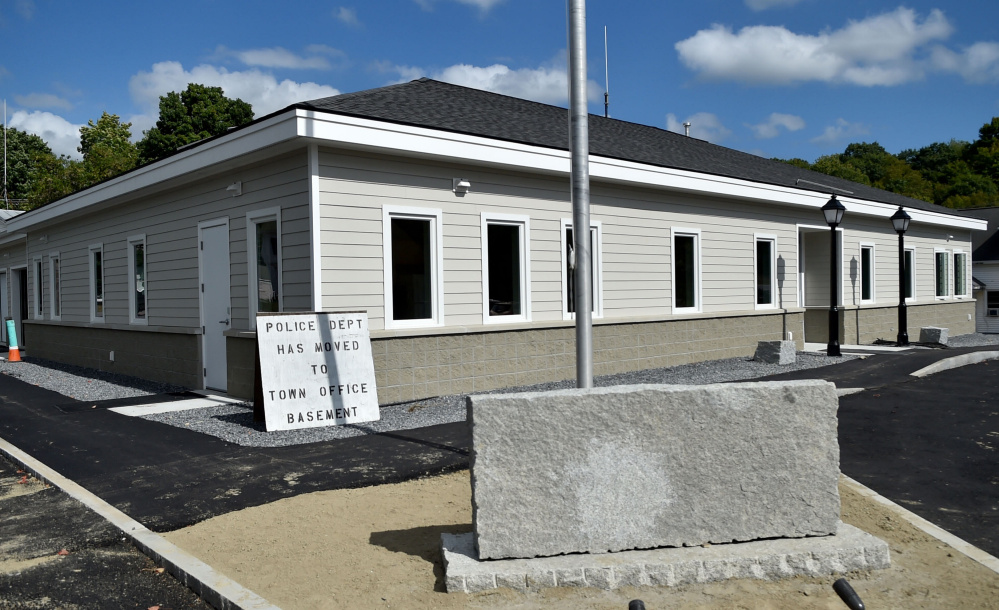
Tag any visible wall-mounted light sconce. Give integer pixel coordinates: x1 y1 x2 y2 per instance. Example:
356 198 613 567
452 178 471 196
38 235 48 243
226 181 242 197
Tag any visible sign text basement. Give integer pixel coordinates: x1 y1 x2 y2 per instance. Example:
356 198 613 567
256 312 380 432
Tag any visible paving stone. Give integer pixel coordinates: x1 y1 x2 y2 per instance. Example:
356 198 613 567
468 381 841 560
441 524 889 593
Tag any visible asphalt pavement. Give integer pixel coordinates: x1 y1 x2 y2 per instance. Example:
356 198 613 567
1 343 998 607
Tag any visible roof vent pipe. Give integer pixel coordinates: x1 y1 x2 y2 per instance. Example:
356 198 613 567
683 122 691 137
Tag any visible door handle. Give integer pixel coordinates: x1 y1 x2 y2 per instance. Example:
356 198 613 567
219 319 230 325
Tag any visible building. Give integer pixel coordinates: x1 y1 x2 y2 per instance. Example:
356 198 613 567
955 207 999 333
0 79 985 402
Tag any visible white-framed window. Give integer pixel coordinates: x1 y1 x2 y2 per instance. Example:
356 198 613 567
89 243 104 322
671 227 702 314
481 213 531 324
48 252 62 321
128 234 148 324
934 248 949 299
859 243 875 304
903 247 915 302
560 218 603 320
247 208 282 329
754 234 777 309
382 206 444 329
954 251 968 298
32 256 43 320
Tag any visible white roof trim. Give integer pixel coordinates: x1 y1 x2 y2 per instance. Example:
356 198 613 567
7 106 986 233
0 232 26 247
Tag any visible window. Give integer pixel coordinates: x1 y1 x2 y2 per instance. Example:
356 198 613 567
89 244 104 321
247 209 282 328
33 257 43 319
49 253 61 320
481 213 530 323
382 206 443 328
672 228 701 313
988 291 999 316
934 250 949 298
954 252 968 297
860 244 874 303
128 234 147 324
755 236 776 308
903 248 915 301
561 219 602 319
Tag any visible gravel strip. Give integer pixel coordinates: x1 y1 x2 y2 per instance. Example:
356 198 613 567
0 356 185 401
6 333 996 448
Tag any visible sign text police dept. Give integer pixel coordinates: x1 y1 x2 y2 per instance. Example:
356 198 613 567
256 312 379 432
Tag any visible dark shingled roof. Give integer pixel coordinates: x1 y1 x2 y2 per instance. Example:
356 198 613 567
300 78 954 216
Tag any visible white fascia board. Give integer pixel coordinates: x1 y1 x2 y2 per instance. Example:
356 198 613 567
7 111 301 233
296 109 986 232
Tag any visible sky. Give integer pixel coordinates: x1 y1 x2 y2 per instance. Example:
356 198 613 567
2 0 998 163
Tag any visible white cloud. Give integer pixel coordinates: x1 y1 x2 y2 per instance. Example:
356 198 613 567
387 53 600 105
128 61 341 130
675 7 954 86
335 6 360 26
745 0 802 11
810 118 869 145
415 0 504 12
9 110 82 158
666 112 732 144
13 93 73 111
15 0 34 19
930 42 999 83
748 112 805 139
213 45 344 70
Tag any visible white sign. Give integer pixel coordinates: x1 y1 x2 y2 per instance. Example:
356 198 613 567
256 311 379 432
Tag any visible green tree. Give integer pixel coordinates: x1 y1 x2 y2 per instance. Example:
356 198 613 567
27 154 87 208
2 127 55 204
78 112 139 184
772 157 812 170
137 84 253 164
810 155 871 185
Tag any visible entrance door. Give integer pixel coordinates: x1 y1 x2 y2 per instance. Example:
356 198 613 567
199 220 230 391
0 271 7 344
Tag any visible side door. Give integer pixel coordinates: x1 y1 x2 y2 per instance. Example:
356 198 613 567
199 219 231 391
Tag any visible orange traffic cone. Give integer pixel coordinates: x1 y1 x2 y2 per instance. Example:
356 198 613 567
7 346 20 362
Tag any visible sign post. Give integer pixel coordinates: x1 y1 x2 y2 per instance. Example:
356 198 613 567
255 311 379 432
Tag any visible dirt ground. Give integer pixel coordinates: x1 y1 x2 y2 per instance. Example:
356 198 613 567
163 471 999 609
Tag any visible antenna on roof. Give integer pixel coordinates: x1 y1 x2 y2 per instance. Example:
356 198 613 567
603 26 610 118
3 99 7 210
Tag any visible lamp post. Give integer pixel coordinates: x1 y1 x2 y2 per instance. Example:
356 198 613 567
822 195 846 357
891 206 911 346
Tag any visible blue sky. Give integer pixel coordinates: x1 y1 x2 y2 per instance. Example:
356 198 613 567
3 0 998 162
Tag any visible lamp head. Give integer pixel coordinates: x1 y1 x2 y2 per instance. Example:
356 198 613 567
890 206 911 234
821 195 846 227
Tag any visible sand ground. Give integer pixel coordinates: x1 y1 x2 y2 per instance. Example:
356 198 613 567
164 471 999 609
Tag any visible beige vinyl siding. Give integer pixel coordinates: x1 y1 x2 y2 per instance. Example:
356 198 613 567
21 152 309 332
317 149 812 331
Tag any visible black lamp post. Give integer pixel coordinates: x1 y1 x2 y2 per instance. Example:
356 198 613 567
822 195 846 357
891 206 911 346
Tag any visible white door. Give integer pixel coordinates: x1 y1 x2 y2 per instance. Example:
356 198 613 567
200 221 230 391
11 268 25 347
0 271 7 344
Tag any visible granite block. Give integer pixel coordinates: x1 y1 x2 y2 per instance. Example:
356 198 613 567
468 381 841 560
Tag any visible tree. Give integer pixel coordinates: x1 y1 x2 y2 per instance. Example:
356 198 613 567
137 84 253 164
78 112 138 184
2 127 55 203
772 157 811 170
810 155 871 185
